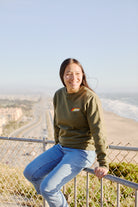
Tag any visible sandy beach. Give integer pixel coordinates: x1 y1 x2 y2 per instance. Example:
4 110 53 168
50 108 138 147
103 110 138 147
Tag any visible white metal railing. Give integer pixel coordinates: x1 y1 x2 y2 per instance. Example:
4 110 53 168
0 136 138 207
84 168 138 207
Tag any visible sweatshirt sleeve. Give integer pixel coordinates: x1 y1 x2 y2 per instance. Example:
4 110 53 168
53 93 60 144
86 95 108 169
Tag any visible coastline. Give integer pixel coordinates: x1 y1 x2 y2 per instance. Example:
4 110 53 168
103 110 138 147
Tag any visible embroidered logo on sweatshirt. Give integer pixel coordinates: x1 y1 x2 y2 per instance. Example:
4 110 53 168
71 108 80 112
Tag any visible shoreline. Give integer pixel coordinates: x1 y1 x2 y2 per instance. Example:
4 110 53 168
103 110 138 147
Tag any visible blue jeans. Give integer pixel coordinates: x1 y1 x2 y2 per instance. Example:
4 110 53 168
23 144 96 207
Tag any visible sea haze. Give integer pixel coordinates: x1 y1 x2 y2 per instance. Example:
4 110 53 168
99 92 138 122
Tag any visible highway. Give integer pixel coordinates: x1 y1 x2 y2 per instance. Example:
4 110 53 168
9 96 54 140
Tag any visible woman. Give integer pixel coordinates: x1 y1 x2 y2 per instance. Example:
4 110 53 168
24 58 108 207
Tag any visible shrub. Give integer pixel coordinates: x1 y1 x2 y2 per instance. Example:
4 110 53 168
109 162 138 182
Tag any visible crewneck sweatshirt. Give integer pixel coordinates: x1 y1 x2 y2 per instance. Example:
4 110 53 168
53 86 108 168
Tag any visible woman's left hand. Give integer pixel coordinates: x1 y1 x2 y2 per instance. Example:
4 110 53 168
94 167 108 179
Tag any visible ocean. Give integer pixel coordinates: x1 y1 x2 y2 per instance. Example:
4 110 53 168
98 92 138 122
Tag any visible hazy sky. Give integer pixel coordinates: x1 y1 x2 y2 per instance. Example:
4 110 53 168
0 0 138 94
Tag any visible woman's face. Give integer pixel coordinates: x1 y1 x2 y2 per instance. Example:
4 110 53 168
63 63 83 93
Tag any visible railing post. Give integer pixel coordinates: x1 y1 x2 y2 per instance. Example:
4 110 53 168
74 177 77 207
101 178 103 207
117 183 120 207
136 190 138 207
86 172 89 207
43 137 46 152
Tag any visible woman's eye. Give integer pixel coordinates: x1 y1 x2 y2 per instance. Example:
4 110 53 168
75 73 81 76
66 73 71 77
65 72 81 77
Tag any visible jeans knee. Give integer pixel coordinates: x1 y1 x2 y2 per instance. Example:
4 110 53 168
23 165 33 182
40 180 54 198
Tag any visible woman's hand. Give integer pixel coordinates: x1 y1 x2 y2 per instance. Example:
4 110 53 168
94 167 108 179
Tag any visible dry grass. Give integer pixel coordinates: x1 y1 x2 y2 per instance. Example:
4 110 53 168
0 163 136 207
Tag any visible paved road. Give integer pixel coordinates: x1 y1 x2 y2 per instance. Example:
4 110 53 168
9 97 54 139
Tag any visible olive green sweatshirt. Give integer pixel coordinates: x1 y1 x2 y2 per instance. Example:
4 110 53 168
53 86 108 168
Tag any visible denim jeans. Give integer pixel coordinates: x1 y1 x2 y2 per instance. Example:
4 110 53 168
23 144 96 207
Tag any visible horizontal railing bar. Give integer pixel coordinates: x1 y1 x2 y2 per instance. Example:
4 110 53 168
84 168 138 190
0 136 55 144
109 145 138 151
0 137 137 151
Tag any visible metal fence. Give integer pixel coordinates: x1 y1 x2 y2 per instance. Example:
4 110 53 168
0 136 137 207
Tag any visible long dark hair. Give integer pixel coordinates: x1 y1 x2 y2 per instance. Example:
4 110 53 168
59 58 93 91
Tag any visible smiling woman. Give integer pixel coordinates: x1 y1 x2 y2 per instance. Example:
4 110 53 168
59 58 93 92
24 58 108 207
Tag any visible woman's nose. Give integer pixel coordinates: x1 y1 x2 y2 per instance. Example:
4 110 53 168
70 74 76 80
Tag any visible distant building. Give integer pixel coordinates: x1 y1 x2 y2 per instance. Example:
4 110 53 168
0 107 23 122
0 107 23 135
0 115 7 135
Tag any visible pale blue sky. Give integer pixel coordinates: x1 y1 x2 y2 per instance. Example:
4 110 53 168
0 0 138 94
